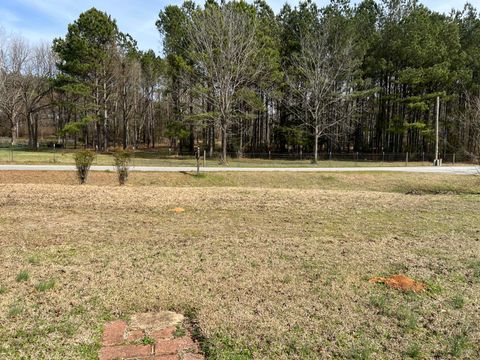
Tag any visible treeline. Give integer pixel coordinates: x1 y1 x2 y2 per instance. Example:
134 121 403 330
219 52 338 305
1 0 480 162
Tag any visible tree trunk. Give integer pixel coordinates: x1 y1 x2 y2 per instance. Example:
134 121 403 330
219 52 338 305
10 118 17 146
33 113 39 150
221 124 227 164
103 80 108 151
27 112 34 149
209 124 214 158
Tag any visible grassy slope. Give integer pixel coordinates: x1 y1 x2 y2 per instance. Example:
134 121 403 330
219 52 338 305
0 173 479 359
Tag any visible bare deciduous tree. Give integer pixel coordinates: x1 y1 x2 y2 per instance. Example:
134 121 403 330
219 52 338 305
288 19 359 162
188 3 264 163
21 42 56 149
0 34 28 145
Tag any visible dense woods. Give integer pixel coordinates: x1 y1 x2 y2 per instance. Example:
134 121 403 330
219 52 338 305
1 0 480 162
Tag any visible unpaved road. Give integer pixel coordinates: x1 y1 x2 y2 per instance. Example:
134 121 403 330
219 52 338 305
0 164 478 174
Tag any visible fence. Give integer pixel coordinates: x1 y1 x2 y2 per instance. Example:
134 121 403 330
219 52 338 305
178 151 476 165
0 141 477 166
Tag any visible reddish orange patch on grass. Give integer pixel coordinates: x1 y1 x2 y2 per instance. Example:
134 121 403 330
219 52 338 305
369 274 426 292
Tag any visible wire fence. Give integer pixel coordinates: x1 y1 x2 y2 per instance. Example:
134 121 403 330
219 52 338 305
0 144 477 166
0 137 477 165
223 151 473 164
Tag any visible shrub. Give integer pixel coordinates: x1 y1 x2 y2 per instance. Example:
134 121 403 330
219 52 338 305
113 150 133 185
74 150 95 184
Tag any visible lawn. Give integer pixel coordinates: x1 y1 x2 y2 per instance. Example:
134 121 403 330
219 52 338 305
0 172 479 359
0 148 450 168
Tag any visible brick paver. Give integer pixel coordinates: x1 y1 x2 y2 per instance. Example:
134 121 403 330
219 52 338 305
102 320 127 346
98 312 204 360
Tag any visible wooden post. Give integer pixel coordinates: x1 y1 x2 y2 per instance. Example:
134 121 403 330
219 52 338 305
203 150 206 167
196 146 200 175
406 152 408 166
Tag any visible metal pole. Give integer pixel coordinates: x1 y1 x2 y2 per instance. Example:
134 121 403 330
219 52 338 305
434 96 440 165
203 150 206 167
406 152 408 166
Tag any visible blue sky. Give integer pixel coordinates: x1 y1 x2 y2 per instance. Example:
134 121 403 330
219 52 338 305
0 0 470 54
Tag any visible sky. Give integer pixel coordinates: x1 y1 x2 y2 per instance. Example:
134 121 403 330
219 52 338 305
0 0 470 54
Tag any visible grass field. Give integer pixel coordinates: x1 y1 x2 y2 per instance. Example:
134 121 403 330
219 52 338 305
0 171 479 359
0 148 452 167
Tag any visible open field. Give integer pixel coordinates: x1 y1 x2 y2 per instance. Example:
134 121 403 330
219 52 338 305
0 148 461 168
0 172 479 359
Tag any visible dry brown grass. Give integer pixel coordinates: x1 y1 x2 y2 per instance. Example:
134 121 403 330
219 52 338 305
0 170 479 194
0 172 479 359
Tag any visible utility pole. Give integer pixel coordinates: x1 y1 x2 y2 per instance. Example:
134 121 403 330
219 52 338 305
434 96 441 166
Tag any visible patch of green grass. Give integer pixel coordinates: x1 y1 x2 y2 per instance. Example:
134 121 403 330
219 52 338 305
141 337 155 345
35 278 55 292
451 295 465 309
205 334 254 360
448 333 469 357
469 261 480 281
348 339 375 360
70 305 87 316
285 339 314 357
0 284 6 294
424 280 443 295
173 325 187 338
396 306 418 332
369 294 389 315
27 255 40 265
404 342 422 359
16 270 29 282
8 303 23 318
75 342 99 359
